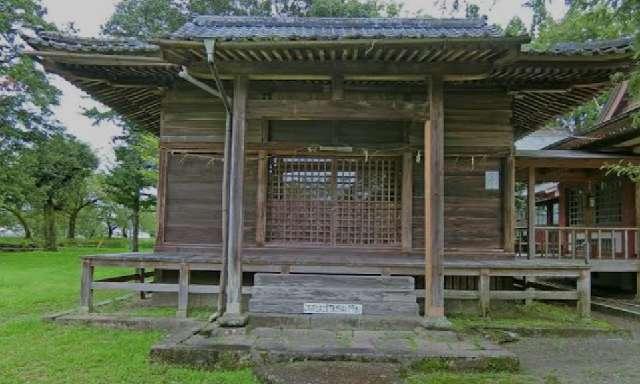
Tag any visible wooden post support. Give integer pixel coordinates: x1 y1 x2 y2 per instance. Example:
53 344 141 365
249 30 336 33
503 154 515 252
155 149 168 247
137 268 146 300
424 75 445 320
577 269 591 318
255 150 268 247
636 271 640 302
525 276 536 306
479 268 490 317
527 166 536 259
220 75 249 326
635 183 640 257
80 260 94 314
401 151 413 253
177 263 189 318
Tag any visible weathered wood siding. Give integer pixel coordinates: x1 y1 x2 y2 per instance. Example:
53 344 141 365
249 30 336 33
159 84 512 254
161 82 262 143
163 153 257 245
412 89 512 251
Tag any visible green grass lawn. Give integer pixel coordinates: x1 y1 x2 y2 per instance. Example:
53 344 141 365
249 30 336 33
0 246 257 384
449 302 614 332
1 245 586 384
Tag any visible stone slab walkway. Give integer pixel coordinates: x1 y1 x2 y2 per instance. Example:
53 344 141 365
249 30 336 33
151 325 517 370
254 361 402 384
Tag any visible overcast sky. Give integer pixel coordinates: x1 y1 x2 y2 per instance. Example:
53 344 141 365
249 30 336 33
41 0 568 165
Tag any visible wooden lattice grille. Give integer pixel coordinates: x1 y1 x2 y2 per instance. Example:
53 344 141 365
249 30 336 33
266 156 402 247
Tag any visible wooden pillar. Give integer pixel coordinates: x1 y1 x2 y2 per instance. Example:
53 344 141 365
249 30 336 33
528 166 536 259
577 269 591 318
401 151 413 253
424 75 445 319
177 263 189 318
636 270 640 302
79 259 93 314
221 75 248 325
155 149 168 248
255 150 268 247
479 268 490 317
635 183 640 257
503 154 515 253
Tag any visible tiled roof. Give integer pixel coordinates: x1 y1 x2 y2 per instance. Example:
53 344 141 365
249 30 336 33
532 36 634 56
170 16 505 41
23 31 159 54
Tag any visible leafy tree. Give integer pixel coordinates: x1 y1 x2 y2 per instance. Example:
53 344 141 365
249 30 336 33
102 0 403 38
0 0 60 151
504 16 527 37
102 131 158 252
19 134 98 250
62 176 100 240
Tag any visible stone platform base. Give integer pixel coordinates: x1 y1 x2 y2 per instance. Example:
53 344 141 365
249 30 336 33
150 317 518 371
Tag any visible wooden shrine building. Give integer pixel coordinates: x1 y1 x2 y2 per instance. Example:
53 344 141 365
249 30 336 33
24 17 638 323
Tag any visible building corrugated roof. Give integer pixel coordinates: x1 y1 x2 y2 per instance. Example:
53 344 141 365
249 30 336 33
170 16 505 41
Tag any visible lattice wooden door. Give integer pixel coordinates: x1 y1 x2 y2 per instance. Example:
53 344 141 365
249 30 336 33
266 156 401 247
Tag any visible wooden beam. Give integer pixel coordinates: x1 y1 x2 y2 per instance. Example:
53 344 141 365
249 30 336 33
187 61 493 79
177 263 189 318
255 150 268 247
503 154 515 252
528 166 536 259
79 260 94 314
223 75 248 321
155 149 168 248
577 269 591 318
246 99 426 121
425 74 445 319
479 268 490 317
401 152 413 253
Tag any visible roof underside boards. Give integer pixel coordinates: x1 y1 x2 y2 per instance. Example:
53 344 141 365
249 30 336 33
22 18 636 137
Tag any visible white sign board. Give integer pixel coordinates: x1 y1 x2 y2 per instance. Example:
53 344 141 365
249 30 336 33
485 170 500 191
303 303 363 315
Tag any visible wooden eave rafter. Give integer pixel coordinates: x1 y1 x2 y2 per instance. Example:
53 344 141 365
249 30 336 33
25 40 633 137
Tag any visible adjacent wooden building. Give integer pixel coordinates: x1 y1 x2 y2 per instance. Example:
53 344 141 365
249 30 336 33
25 17 639 322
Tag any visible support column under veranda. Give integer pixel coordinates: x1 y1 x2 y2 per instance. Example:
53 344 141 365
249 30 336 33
423 74 447 326
218 75 249 327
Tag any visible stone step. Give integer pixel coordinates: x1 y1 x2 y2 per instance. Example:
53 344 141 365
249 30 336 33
248 313 424 331
150 325 519 372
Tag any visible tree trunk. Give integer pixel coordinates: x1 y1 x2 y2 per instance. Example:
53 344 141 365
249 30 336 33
43 198 57 251
122 226 128 239
131 200 140 252
67 210 78 240
107 223 114 239
7 207 32 240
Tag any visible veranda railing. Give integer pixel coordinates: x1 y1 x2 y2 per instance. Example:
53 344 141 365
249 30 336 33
516 226 640 261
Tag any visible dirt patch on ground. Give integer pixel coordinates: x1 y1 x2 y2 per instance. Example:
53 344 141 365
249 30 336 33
507 312 640 384
254 361 402 384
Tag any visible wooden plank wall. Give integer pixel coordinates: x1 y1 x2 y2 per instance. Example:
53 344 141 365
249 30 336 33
160 83 513 254
412 88 512 252
163 153 257 245
162 82 262 143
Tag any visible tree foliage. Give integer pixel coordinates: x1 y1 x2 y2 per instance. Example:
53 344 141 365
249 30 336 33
0 0 60 150
18 134 98 250
102 0 402 38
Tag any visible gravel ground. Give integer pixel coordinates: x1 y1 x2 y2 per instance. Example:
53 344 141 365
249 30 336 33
507 312 640 384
